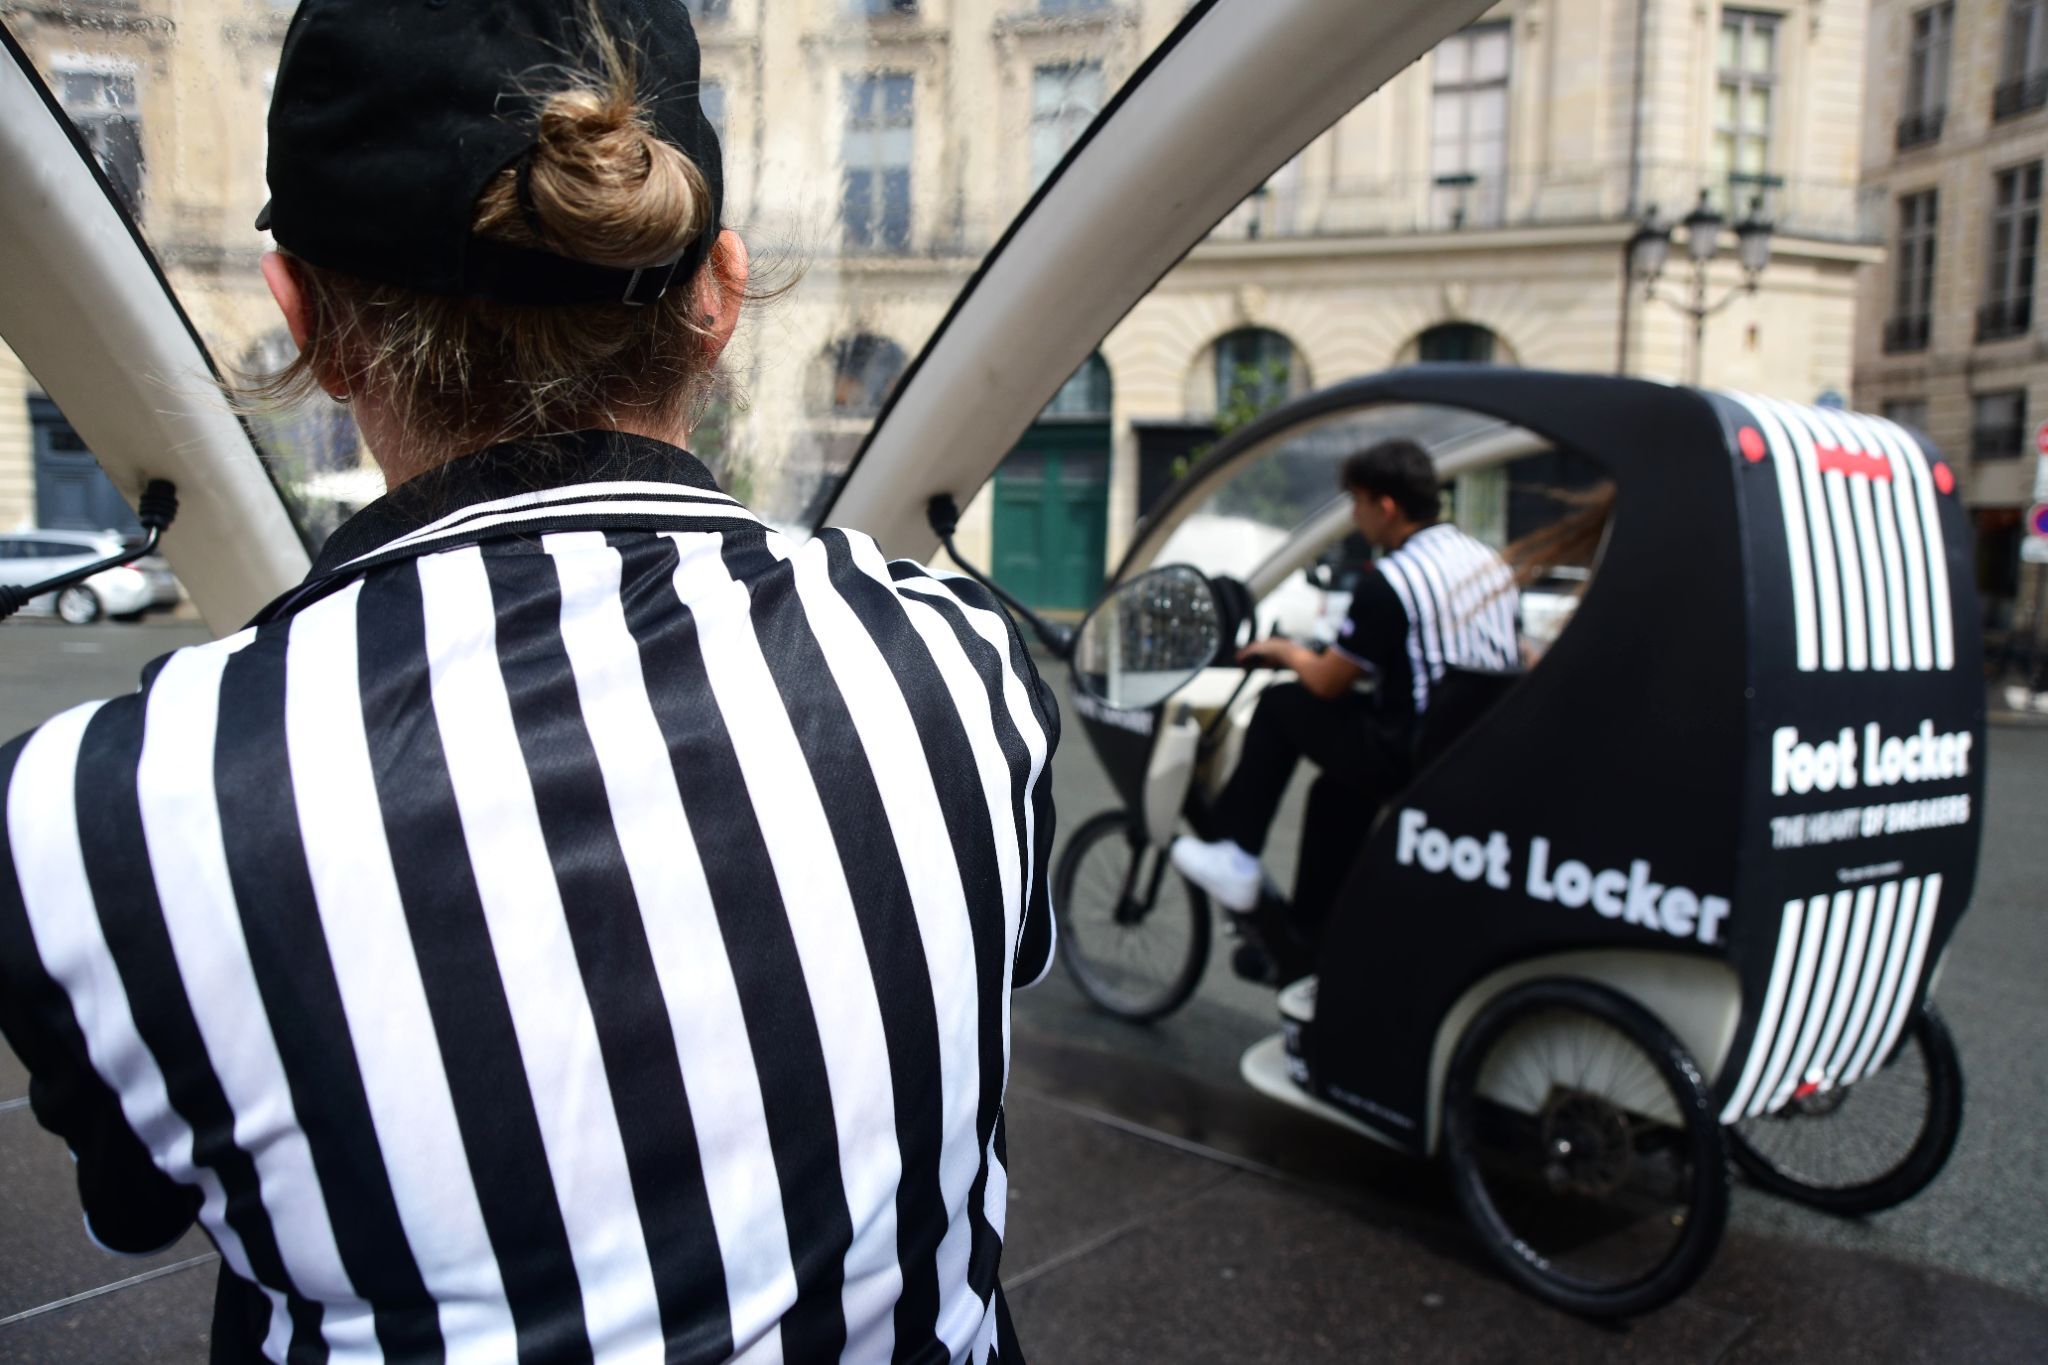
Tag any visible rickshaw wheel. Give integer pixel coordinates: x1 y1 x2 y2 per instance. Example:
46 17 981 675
1052 809 1211 1023
1442 979 1729 1319
1727 1003 1963 1217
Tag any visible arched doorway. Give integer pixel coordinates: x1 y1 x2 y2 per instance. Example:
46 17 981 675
1211 326 1307 416
1415 322 1499 364
992 353 1112 611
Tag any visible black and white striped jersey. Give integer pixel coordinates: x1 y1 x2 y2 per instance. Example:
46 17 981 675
1332 521 1518 721
0 430 1057 1365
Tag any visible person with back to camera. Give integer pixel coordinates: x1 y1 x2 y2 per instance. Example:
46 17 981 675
1171 439 1516 938
0 3 1057 1360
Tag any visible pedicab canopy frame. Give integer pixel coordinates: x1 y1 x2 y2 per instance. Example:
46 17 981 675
1087 368 1985 1157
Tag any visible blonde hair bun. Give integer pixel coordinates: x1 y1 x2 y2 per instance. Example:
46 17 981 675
520 82 711 268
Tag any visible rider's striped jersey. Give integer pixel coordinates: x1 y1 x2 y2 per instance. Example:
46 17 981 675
0 430 1056 1365
1333 521 1518 720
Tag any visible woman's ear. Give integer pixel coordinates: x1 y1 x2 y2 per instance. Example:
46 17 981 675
259 252 350 401
697 229 749 362
259 252 311 351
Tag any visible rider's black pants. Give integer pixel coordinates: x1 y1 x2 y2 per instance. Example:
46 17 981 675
1209 682 1410 923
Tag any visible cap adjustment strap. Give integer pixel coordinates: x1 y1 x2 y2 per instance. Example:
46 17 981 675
621 257 683 306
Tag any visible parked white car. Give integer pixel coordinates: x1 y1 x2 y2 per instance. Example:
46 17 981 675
0 529 181 624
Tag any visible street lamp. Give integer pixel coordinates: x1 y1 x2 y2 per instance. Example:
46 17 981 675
1626 189 1775 384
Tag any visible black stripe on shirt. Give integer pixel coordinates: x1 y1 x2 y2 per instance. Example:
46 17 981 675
68 694 329 1362
882 565 1056 987
478 540 735 1363
0 730 202 1257
354 562 594 1365
703 531 954 1362
612 531 854 1363
212 625 446 1363
815 531 1011 1309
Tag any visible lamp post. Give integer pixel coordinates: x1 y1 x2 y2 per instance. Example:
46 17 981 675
1626 189 1775 384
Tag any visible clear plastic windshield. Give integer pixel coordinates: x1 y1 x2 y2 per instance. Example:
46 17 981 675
1151 404 1513 583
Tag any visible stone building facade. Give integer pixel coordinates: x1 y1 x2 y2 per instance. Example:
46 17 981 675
1 0 1878 615
1856 0 2048 641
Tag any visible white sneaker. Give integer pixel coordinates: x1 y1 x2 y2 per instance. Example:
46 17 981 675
1169 836 1264 912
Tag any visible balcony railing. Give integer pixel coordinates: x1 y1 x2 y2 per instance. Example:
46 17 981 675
1203 160 1882 246
1896 107 1945 150
1976 296 2033 342
1884 314 1932 353
1971 425 2025 460
1994 71 2048 120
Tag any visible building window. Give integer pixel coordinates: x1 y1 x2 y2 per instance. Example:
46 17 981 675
51 61 145 220
1417 323 1499 364
683 0 730 19
1997 0 2048 118
1899 4 1952 148
700 79 726 146
1038 0 1111 12
842 73 913 252
1213 328 1301 417
828 334 908 417
1971 390 2026 459
1030 62 1105 188
1980 163 2040 341
1041 353 1112 418
1713 11 1777 209
848 0 918 15
1886 191 1938 354
1882 399 1930 433
1431 23 1510 229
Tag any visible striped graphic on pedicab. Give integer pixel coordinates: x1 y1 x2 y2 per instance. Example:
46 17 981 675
1725 394 1954 674
1718 873 1943 1123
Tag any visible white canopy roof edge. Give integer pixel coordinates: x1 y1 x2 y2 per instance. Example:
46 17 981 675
0 49 309 631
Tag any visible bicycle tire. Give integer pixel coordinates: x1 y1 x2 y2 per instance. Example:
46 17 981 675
1052 809 1210 1023
1728 1002 1963 1216
1442 978 1730 1318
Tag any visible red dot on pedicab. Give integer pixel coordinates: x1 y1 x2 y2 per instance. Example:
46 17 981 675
1933 462 1956 494
1738 427 1768 462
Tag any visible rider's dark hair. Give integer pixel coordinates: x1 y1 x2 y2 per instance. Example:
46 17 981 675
1339 439 1441 524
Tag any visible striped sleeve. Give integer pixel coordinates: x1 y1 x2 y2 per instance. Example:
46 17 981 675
886 564 1060 990
0 713 202 1257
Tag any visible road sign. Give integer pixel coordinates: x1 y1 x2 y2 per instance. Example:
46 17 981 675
2026 503 2048 564
1817 390 1845 410
2036 450 2048 502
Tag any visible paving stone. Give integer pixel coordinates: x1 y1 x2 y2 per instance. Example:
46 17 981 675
1002 1089 1234 1283
0 1108 212 1319
0 1036 25 1105
1005 1164 1750 1365
0 1254 214 1365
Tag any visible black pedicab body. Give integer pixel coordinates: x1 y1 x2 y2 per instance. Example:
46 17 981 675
1052 367 1984 1317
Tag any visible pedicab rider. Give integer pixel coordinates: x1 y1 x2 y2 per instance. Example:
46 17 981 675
1171 440 1517 936
0 3 1056 1360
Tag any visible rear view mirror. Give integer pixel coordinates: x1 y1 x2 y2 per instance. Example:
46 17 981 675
1072 564 1221 711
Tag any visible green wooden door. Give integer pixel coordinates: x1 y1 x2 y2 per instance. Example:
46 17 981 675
992 421 1109 611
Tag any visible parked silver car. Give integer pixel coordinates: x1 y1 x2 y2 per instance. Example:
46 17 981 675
0 529 180 624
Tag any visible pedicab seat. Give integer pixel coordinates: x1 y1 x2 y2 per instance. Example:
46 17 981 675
1413 666 1525 771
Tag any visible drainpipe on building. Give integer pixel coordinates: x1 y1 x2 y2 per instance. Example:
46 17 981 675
1616 0 1652 375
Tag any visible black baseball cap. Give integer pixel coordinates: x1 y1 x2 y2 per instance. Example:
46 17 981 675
256 0 723 308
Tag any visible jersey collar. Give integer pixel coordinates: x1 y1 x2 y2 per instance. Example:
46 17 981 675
254 429 759 626
307 429 745 574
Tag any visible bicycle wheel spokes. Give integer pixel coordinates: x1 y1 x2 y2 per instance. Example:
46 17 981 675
1464 1007 1703 1295
1055 812 1209 1021
1733 1023 1934 1189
